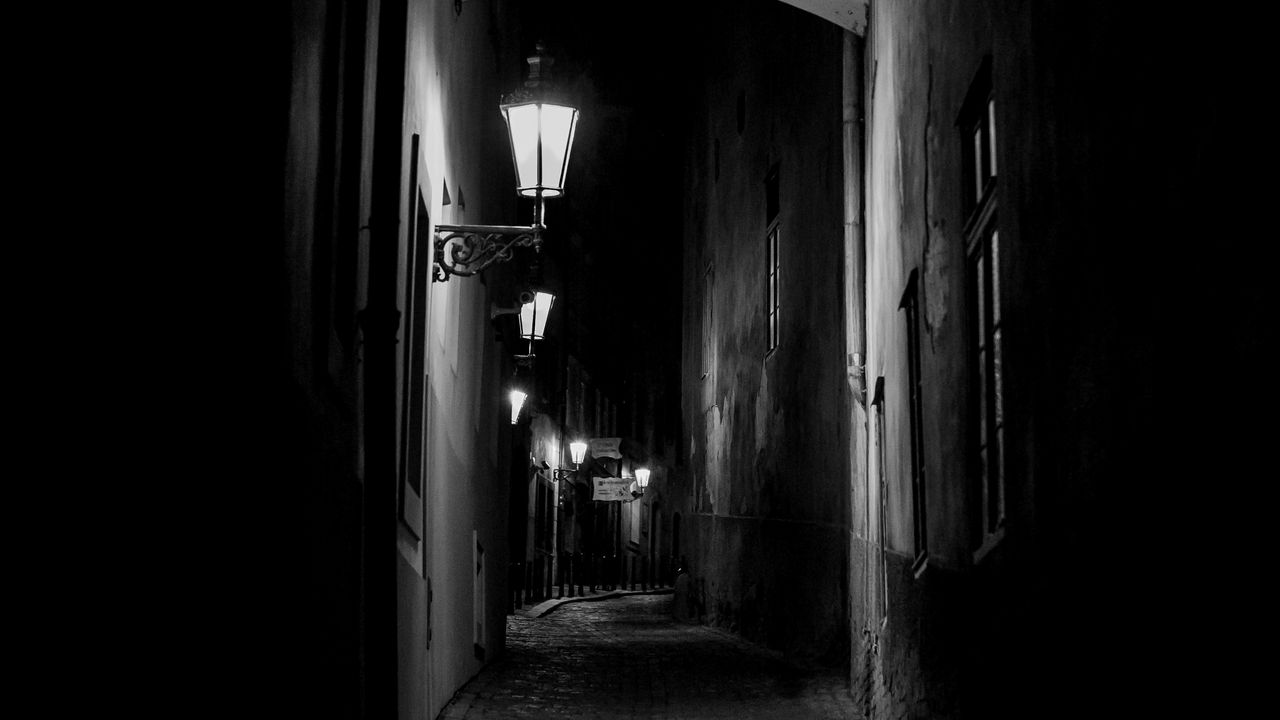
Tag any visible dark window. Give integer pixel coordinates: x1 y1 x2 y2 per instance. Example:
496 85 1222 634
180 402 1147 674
900 270 927 571
968 225 1005 547
399 138 428 541
960 58 1006 559
872 376 889 622
534 475 553 552
959 57 996 216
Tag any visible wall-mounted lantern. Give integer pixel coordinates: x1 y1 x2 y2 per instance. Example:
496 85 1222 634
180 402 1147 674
509 388 527 425
552 439 589 482
434 42 580 282
519 290 556 342
492 287 557 359
633 467 651 497
569 440 588 468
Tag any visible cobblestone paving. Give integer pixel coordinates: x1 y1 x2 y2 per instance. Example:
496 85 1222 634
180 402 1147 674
439 594 857 719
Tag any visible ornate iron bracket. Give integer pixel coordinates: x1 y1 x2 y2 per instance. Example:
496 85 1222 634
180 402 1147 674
432 224 543 282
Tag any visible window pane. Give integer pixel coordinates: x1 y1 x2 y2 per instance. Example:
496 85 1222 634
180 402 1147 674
976 255 987 339
978 446 989 514
991 231 1001 325
987 99 997 179
993 427 1005 529
973 127 985 199
993 328 1004 427
977 348 988 444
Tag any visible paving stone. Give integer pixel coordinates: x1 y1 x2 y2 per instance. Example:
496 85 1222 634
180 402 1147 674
439 594 857 719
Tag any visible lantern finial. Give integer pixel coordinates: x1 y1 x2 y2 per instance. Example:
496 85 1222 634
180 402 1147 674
525 41 553 88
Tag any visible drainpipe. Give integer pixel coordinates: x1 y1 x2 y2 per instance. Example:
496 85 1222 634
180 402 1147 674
360 0 408 715
842 26 869 645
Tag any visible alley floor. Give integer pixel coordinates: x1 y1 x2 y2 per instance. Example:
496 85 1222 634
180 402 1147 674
438 593 857 719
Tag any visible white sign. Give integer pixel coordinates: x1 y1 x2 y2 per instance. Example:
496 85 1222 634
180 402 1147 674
592 476 634 501
589 437 622 459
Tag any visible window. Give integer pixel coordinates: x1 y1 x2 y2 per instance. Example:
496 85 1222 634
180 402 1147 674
534 473 553 552
871 377 889 623
766 165 780 354
968 226 1005 552
960 57 997 215
960 60 1005 558
398 138 428 543
900 271 927 572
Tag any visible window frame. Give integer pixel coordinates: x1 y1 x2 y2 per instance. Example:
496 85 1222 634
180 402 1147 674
960 57 1006 562
899 270 928 574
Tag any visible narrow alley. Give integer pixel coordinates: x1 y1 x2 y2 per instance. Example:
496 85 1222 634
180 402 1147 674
440 594 856 719
193 0 1263 717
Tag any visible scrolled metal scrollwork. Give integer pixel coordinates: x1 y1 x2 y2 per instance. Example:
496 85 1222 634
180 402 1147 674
432 224 543 282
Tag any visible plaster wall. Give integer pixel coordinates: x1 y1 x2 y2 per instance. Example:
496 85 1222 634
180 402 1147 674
276 0 375 714
278 1 522 717
400 1 521 718
678 0 850 663
854 1 1219 716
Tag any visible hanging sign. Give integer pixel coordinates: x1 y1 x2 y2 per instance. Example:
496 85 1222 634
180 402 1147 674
589 437 622 459
592 476 634 501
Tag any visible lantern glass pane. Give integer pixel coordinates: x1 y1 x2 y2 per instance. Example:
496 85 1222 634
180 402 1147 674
504 104 541 194
535 104 578 198
518 300 535 340
533 291 554 338
635 468 650 488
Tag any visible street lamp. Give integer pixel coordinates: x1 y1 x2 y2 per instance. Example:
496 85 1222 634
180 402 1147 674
570 440 588 468
552 439 589 482
509 366 532 425
633 467 650 497
492 288 557 359
519 290 556 342
509 388 527 425
434 42 580 282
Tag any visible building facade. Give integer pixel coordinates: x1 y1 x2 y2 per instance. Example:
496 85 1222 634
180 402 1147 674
674 1 1244 717
266 1 532 717
675 0 853 663
185 0 1255 717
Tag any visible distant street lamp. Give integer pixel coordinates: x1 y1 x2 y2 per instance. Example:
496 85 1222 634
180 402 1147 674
519 290 556 342
633 467 651 497
509 388 527 425
553 439 589 483
570 440 588 468
434 42 580 282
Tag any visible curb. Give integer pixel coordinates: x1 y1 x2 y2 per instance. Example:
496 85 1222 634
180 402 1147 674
516 587 675 618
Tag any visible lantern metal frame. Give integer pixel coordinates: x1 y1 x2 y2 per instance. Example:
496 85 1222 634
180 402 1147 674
433 43 578 283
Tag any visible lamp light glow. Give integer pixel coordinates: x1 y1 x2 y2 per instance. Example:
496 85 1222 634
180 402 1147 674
569 440 588 467
509 389 527 425
635 467 651 491
501 102 579 199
